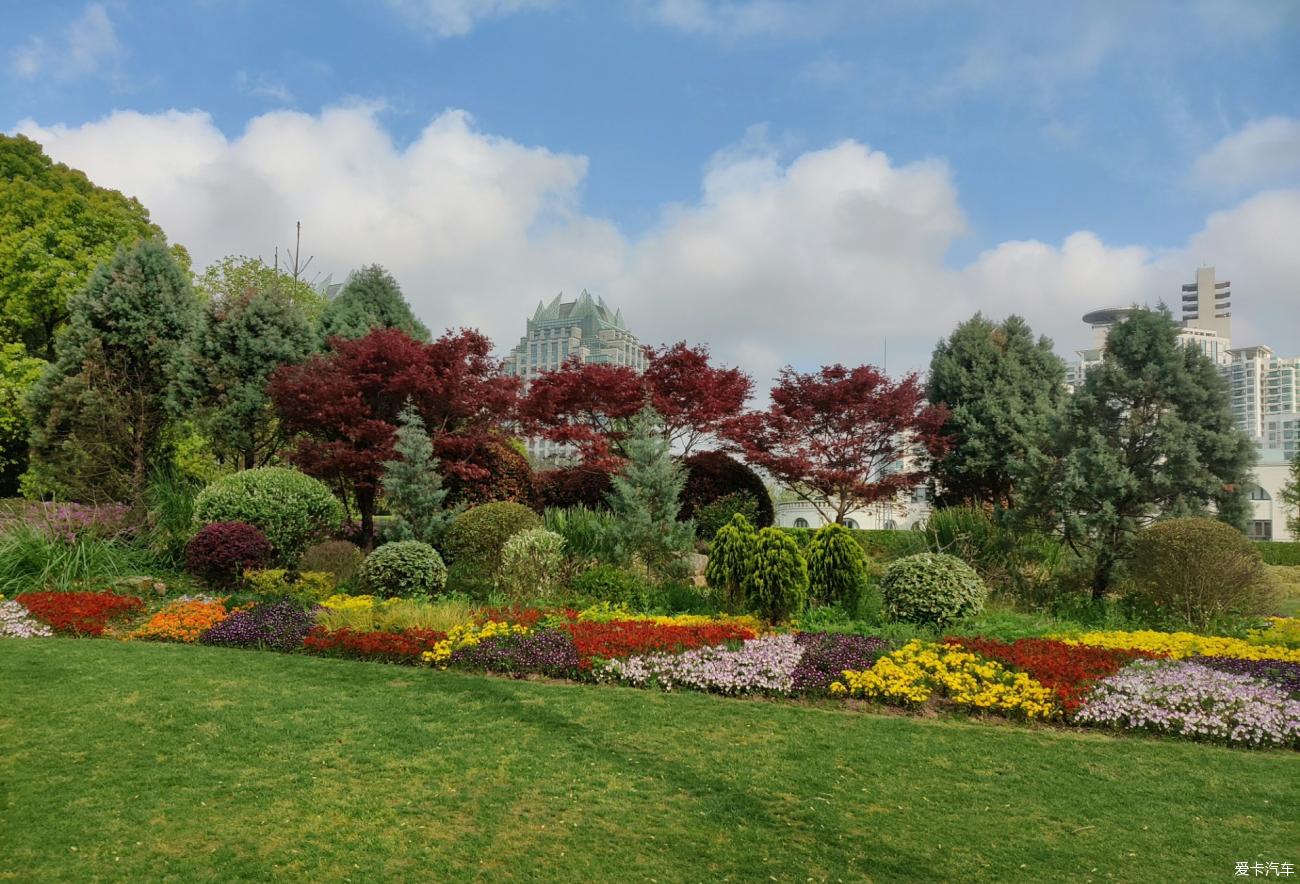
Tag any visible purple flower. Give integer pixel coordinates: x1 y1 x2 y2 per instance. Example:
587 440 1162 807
199 601 317 651
791 632 891 693
1192 656 1300 697
449 629 580 677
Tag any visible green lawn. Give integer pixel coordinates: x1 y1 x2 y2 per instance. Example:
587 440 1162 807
1 640 1296 882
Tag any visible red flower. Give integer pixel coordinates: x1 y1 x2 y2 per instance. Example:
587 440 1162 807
302 626 446 663
17 591 143 636
566 619 756 669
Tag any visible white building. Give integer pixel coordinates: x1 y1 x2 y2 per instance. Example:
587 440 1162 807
775 487 933 532
1248 448 1295 542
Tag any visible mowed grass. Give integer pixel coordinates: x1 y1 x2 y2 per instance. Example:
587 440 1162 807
1 641 1296 883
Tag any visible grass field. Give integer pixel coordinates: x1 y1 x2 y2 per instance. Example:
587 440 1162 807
2 640 1296 882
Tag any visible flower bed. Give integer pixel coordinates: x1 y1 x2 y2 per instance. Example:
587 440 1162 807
0 599 54 638
132 599 237 643
566 619 757 668
199 601 318 651
303 626 447 664
790 632 891 693
1056 630 1300 664
1075 660 1300 748
1247 617 1300 650
945 636 1156 714
16 591 143 636
1191 656 1300 696
448 629 581 678
596 633 806 695
422 620 532 666
832 641 1059 720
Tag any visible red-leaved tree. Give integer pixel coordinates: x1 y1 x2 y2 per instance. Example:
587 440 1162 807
519 342 751 467
726 364 948 525
269 327 519 546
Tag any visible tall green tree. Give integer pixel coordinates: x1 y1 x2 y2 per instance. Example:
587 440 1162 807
0 342 46 494
1280 457 1300 539
381 404 457 546
177 257 317 469
0 134 174 359
927 314 1065 507
26 240 199 511
319 264 429 343
605 406 695 574
1016 307 1255 598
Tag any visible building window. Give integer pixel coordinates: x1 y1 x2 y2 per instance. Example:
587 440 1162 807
845 519 858 529
793 518 809 529
1249 485 1271 501
1248 520 1273 541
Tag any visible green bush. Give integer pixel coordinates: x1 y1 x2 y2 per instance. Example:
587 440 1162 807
498 527 566 600
693 492 760 542
570 564 660 609
705 513 758 606
298 540 364 586
243 568 336 603
806 523 869 609
0 522 168 595
1128 517 1277 631
740 527 808 623
443 502 541 576
880 552 987 627
1257 541 1300 566
859 529 929 561
193 467 342 564
543 505 626 565
923 506 1063 604
357 541 447 599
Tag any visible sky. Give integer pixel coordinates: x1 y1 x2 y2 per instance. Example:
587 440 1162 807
4 0 1300 384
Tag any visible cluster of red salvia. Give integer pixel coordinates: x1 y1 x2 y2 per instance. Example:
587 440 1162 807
567 619 757 669
16 591 144 636
301 626 446 663
944 636 1160 714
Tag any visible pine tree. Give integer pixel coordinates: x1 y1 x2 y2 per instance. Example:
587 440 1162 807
1016 306 1256 598
26 240 199 511
605 406 695 574
740 527 809 622
381 404 456 546
704 512 759 607
319 264 429 343
927 314 1065 507
806 522 868 609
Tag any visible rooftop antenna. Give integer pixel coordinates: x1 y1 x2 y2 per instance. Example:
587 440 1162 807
280 221 316 283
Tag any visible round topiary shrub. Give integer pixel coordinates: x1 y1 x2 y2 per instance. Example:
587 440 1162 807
534 466 613 511
705 513 759 606
443 501 541 575
680 452 775 528
193 467 342 564
298 539 364 587
1128 517 1276 631
498 527 566 600
880 552 986 627
740 526 808 623
357 541 447 599
806 523 870 609
184 521 272 588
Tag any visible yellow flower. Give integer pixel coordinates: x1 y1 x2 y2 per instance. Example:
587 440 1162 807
1051 629 1300 663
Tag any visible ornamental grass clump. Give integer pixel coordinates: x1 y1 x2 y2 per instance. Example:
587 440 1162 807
806 523 870 609
880 553 986 627
740 527 808 623
1075 660 1300 748
0 599 53 638
199 600 318 651
596 634 806 696
498 528 566 600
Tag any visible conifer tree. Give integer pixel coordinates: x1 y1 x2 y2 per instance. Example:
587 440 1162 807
605 406 695 574
740 527 809 622
319 264 429 343
704 512 759 607
1016 306 1255 598
1280 457 1300 539
806 522 869 609
382 404 456 546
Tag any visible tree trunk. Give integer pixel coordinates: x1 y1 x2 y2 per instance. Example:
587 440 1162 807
357 485 376 551
1090 554 1114 601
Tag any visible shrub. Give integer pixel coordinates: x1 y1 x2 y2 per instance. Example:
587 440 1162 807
740 527 808 623
298 540 364 586
543 505 625 565
534 466 612 511
443 502 541 575
193 467 342 563
1257 541 1300 566
880 552 987 627
1127 517 1277 631
859 529 929 560
440 438 534 508
680 451 774 528
692 492 761 541
184 521 272 588
806 523 869 609
357 541 448 599
244 569 337 603
498 528 566 600
570 564 660 609
381 405 455 546
705 513 758 606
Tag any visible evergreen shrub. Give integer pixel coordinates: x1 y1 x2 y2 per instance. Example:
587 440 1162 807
806 523 869 609
193 467 342 563
705 513 758 606
443 502 541 575
358 541 447 599
740 527 808 623
881 552 987 627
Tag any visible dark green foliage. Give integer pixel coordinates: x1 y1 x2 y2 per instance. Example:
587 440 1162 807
923 506 1063 604
193 467 342 564
740 526 808 622
782 527 927 561
806 523 869 608
1128 517 1276 630
1281 457 1300 538
25 240 199 511
177 257 316 469
679 451 774 528
605 407 695 574
381 405 455 546
298 540 364 586
1257 542 1300 566
570 564 659 608
543 505 626 566
927 314 1065 507
692 492 760 541
0 344 45 496
881 552 987 627
443 501 540 575
358 540 447 599
319 264 429 343
705 513 759 605
1016 307 1256 598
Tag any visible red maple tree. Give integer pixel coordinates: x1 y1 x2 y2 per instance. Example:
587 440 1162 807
268 327 519 545
643 342 752 456
725 364 947 525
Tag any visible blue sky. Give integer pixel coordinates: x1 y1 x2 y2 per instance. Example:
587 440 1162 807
5 1 1300 378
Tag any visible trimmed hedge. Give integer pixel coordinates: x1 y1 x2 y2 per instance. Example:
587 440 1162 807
780 527 928 561
358 541 447 599
880 552 987 627
193 467 342 564
1257 541 1300 566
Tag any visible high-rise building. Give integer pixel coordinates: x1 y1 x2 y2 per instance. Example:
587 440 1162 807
504 290 644 462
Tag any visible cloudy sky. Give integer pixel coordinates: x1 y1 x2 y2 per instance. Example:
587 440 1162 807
5 1 1299 384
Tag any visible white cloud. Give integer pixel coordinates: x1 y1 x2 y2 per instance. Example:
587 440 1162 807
235 71 294 104
8 3 124 82
641 0 837 40
13 105 1300 390
382 0 558 38
1192 117 1300 195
